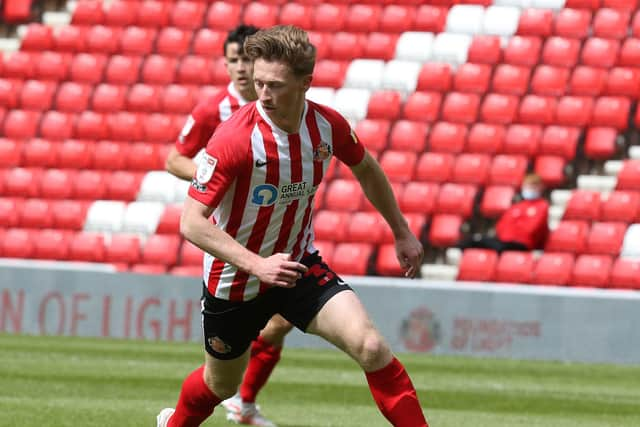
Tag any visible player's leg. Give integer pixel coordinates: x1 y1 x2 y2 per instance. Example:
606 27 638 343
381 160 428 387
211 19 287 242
306 290 429 427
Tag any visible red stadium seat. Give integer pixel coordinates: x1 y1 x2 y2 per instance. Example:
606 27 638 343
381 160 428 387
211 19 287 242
22 138 56 168
2 51 37 79
367 90 401 121
581 38 620 68
402 91 442 123
0 78 22 109
105 55 141 85
19 198 53 228
0 138 21 167
466 35 502 66
452 153 490 186
617 160 640 191
329 32 365 61
156 204 182 235
332 242 375 276
601 191 640 223
429 213 463 247
192 29 225 57
108 112 144 141
495 251 535 284
19 80 56 111
503 125 541 159
143 113 180 143
170 265 202 277
312 60 348 88
137 0 170 27
457 249 498 282
571 255 613 288
141 55 177 84
33 229 72 260
503 36 542 67
35 51 71 81
312 4 347 32
541 37 581 68
68 232 105 262
388 120 428 152
416 63 452 92
92 141 128 171
436 183 477 218
556 96 594 127
126 143 161 171
4 167 42 198
441 92 480 124
51 200 88 230
375 244 403 277
53 25 87 52
414 5 447 33
104 234 141 264
480 94 519 125
518 8 553 37
553 8 591 39
592 97 630 130
104 1 137 26
363 32 398 61
346 211 384 244
70 53 107 84
307 31 330 60
57 139 93 169
584 127 618 161
0 198 22 227
379 5 414 33
619 38 640 67
415 152 454 183
609 258 640 290
569 66 607 96
75 111 108 140
379 151 417 183
467 123 505 154
85 25 121 54
2 229 36 259
532 252 575 286
400 182 439 215
74 170 108 200
161 84 196 115
453 63 491 94
127 84 161 113
593 8 629 40
378 212 424 245
480 185 516 219
179 240 202 266
142 234 181 266
55 82 91 112
534 155 566 188
3 110 41 139
156 28 192 56
178 55 213 85
107 171 143 201
39 111 74 141
428 122 467 154
278 3 312 28
71 1 103 25
563 190 601 222
324 179 363 212
354 119 389 152
605 67 640 97
586 222 627 256
119 27 157 55
206 2 241 30
540 126 580 161
243 2 279 28
92 84 127 113
492 64 531 96
518 95 557 126
489 154 528 187
345 4 381 33
170 1 206 29
530 65 570 97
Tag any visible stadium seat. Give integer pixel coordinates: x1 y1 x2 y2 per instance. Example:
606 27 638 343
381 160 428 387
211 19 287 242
376 243 405 277
243 2 279 28
346 212 384 244
2 51 37 79
380 5 414 33
71 1 104 25
436 183 477 218
107 112 144 141
581 38 620 68
453 63 491 94
0 78 22 109
428 122 467 154
312 60 348 89
378 151 417 183
353 119 389 152
136 171 178 203
314 210 350 242
621 223 640 258
600 191 640 223
104 1 137 27
104 234 141 265
170 1 206 29
3 110 40 139
74 111 107 140
84 200 127 233
0 138 21 167
345 4 382 33
107 171 143 201
571 254 613 288
119 27 157 55
156 28 192 57
40 111 74 141
22 138 56 168
143 113 181 143
466 35 502 65
586 222 627 256
519 95 557 125
312 4 347 32
605 67 640 97
51 200 88 230
70 53 107 84
92 84 127 113
178 55 213 85
619 38 640 67
616 160 640 191
569 66 607 96
431 33 472 65
85 25 121 54
402 91 442 123
333 88 370 122
503 36 542 67
532 252 575 286
489 154 527 187
127 84 161 113
555 96 593 127
563 190 601 222
388 121 428 152
367 90 401 121
156 204 182 235
609 258 640 290
483 5 520 37
381 60 422 93
141 234 181 266
34 229 72 260
539 126 580 161
415 152 455 183
71 170 106 200
441 92 480 124
518 8 553 37
105 55 141 85
429 214 463 247
42 169 76 200
457 249 498 282
467 123 506 154
278 3 312 28
141 55 177 84
307 32 330 61
192 29 225 57
344 59 384 91
53 25 87 52
446 5 485 35
178 240 202 266
400 182 439 215
57 139 93 169
35 51 71 81
205 2 241 30
492 64 531 96
331 243 374 276
414 5 447 33
534 155 566 188
55 82 91 112
324 180 363 212
530 65 569 97
593 8 629 40
328 32 365 61
19 198 53 229
480 93 519 125
0 198 22 227
125 143 161 171
592 97 630 130
541 36 581 68
161 84 196 115
416 63 453 92
2 228 35 259
584 127 618 161
4 167 41 198
553 8 591 39
363 33 399 62
452 153 490 186
170 265 202 277
19 80 56 111
480 185 516 219
495 251 535 284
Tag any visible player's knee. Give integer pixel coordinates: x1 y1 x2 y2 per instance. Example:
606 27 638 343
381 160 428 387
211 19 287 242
357 330 391 370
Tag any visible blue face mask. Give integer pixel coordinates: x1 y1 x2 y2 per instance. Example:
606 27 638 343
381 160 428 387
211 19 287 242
521 188 541 200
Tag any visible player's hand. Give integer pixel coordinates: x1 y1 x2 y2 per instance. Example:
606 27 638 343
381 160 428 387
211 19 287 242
395 231 424 278
253 253 308 288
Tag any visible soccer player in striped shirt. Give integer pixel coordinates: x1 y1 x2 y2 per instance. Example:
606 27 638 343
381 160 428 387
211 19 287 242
158 25 429 427
166 25 289 427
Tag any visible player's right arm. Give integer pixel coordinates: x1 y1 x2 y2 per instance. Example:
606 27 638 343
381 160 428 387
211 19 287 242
165 146 197 181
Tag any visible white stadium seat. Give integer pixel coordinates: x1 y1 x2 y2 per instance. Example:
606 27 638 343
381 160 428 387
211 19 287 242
576 175 618 192
381 60 421 93
621 224 640 259
531 0 566 10
137 171 181 203
432 32 472 66
306 87 336 108
395 32 434 63
445 5 485 35
493 0 533 8
84 201 127 233
333 88 371 122
121 201 166 235
483 6 521 37
172 178 191 204
344 59 385 90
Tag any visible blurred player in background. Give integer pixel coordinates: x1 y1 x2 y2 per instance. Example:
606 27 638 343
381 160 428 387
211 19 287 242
166 24 289 427
157 25 428 427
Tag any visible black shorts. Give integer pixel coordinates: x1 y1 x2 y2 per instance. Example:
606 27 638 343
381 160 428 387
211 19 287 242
201 252 352 360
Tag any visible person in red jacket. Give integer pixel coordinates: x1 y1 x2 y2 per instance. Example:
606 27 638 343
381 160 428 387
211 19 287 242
459 173 549 252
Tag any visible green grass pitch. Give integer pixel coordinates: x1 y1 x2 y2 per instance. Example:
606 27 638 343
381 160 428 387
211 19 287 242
1 334 639 427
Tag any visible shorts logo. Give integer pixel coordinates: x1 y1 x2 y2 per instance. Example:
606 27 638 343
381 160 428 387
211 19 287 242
196 154 217 184
208 336 232 354
314 141 332 162
251 184 278 206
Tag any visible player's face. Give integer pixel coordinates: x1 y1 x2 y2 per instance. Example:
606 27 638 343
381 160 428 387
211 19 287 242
225 42 255 97
253 58 311 130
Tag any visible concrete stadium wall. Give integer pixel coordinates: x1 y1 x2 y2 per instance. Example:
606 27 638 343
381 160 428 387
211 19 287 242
1 263 639 365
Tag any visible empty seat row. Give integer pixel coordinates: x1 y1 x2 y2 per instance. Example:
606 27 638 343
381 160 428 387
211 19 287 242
545 220 628 255
312 240 411 277
457 248 640 289
562 189 640 222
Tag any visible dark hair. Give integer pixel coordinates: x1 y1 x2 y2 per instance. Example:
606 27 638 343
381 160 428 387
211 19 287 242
244 25 316 77
224 24 260 57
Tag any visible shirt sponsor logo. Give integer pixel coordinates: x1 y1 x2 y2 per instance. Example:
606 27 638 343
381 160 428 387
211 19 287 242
252 184 279 206
251 182 316 206
196 153 217 184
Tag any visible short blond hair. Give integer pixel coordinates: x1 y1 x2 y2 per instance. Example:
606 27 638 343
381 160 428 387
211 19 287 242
523 173 544 186
244 25 316 77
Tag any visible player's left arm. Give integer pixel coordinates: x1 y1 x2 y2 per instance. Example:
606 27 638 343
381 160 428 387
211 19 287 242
350 151 424 278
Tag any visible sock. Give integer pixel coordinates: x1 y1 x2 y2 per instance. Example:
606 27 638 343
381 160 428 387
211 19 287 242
365 357 429 427
168 365 221 427
239 336 282 403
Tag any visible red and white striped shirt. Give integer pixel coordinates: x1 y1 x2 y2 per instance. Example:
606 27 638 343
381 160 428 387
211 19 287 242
188 100 365 301
175 83 249 158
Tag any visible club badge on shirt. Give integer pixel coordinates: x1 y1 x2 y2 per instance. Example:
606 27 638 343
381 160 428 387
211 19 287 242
314 141 332 161
196 153 217 184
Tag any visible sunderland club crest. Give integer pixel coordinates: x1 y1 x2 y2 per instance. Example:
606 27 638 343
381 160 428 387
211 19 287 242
314 141 332 161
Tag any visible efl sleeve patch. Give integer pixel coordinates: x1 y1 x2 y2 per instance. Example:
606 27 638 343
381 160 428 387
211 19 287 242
196 153 217 184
